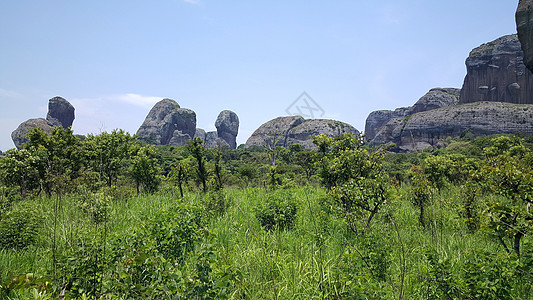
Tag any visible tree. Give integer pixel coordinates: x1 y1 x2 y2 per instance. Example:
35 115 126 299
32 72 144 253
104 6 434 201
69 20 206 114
171 160 191 198
84 129 139 187
0 149 39 198
481 154 533 257
314 133 391 233
293 150 317 183
264 130 281 166
130 146 161 194
408 165 432 228
186 138 208 193
24 126 83 196
423 154 477 191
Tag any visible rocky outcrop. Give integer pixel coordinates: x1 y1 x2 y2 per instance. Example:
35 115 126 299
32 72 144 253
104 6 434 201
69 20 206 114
137 100 240 149
46 96 75 128
517 0 533 73
365 108 410 140
366 34 533 152
411 88 460 114
459 34 533 105
194 128 207 141
12 118 56 148
286 119 359 149
11 96 76 148
215 110 239 149
365 88 460 140
136 99 197 145
377 102 533 152
245 116 358 149
245 116 305 148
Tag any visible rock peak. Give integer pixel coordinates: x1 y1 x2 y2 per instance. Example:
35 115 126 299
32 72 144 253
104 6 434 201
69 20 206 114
46 96 75 128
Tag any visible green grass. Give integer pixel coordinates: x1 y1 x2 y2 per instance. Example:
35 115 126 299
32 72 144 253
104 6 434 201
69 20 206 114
0 184 531 299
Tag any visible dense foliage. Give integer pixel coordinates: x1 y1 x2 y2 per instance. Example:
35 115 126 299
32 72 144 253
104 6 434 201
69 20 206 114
0 128 532 299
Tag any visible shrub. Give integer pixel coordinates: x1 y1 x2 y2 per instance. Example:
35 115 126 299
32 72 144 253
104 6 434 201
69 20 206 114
0 186 21 218
0 205 41 250
145 203 206 261
255 190 298 231
75 188 111 224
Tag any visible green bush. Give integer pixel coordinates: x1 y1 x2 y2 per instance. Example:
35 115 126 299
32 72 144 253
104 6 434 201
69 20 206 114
145 203 206 261
0 205 41 250
75 187 111 224
0 186 21 218
255 190 298 231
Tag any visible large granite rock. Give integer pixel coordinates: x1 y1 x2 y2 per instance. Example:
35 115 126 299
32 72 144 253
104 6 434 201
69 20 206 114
245 116 358 149
245 116 305 148
136 99 197 145
366 34 533 152
11 118 55 148
411 88 460 114
215 110 239 149
459 34 533 105
286 119 359 149
46 96 75 128
377 102 533 152
365 108 410 140
517 0 533 73
11 96 76 148
365 88 460 140
194 128 207 141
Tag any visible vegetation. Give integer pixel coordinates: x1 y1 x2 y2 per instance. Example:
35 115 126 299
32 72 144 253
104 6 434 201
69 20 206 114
0 128 532 299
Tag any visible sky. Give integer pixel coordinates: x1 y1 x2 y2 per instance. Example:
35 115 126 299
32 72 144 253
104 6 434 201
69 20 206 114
0 1 520 151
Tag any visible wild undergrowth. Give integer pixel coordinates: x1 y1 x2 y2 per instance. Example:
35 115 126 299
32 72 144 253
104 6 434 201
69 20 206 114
1 182 530 299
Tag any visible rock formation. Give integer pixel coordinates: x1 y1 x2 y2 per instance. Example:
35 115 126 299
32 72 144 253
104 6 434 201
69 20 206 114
136 99 197 146
365 88 460 140
215 110 239 149
11 96 75 148
137 100 240 149
245 116 305 148
375 102 533 152
245 116 358 149
517 0 533 73
459 34 533 105
366 33 533 152
12 118 56 148
46 96 75 128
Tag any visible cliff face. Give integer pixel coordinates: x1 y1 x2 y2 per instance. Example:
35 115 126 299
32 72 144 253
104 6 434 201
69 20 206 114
390 102 533 152
365 33 533 152
245 116 358 149
459 34 533 105
365 88 460 141
517 0 533 73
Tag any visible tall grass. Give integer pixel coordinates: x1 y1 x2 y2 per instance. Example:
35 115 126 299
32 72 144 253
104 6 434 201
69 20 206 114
0 184 530 299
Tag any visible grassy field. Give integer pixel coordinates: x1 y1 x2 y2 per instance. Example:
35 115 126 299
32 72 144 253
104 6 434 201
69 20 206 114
2 182 529 299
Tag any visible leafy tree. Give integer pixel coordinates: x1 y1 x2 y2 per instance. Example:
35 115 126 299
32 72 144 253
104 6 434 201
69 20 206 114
481 154 533 257
170 160 191 198
293 150 317 183
130 145 161 194
186 137 208 193
236 163 257 186
212 148 224 191
423 154 477 191
314 133 391 233
408 165 432 228
21 126 83 196
0 149 39 198
84 129 139 187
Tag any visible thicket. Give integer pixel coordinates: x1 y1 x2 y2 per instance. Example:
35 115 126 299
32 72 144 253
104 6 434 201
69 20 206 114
0 128 532 299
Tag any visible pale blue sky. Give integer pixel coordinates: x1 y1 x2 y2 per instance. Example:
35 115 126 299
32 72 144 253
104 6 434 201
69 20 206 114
0 1 519 151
